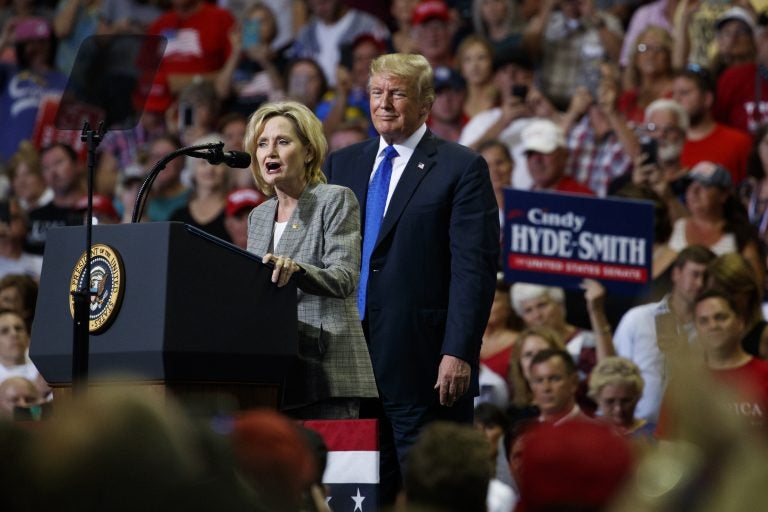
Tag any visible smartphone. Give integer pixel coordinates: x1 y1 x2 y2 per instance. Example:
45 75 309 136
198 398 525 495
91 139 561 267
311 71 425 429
339 41 354 71
178 102 194 130
639 137 658 167
242 18 261 49
512 84 528 100
0 202 9 223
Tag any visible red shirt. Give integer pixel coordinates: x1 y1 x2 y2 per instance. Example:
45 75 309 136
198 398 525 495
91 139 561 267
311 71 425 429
711 357 768 430
552 176 596 196
657 357 768 438
146 4 235 112
714 62 768 134
481 344 514 383
618 87 673 128
681 123 753 186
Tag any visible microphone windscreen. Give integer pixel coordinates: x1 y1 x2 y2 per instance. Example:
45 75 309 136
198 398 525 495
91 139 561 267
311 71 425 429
226 151 252 169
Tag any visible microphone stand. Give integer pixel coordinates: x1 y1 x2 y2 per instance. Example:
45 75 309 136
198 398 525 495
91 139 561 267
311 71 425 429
72 121 105 394
131 141 226 223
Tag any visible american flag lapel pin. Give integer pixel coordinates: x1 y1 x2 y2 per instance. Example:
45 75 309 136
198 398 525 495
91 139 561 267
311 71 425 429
417 162 425 170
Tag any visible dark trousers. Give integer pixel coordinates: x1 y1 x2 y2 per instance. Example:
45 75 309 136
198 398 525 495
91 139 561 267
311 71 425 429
362 394 474 507
360 318 475 507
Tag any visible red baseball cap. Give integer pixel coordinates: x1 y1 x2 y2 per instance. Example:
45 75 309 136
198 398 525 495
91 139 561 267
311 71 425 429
226 188 266 217
412 0 450 25
517 420 634 512
74 194 120 221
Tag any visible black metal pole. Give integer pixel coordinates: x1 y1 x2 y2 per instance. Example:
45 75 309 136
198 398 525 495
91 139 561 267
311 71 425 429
71 121 104 394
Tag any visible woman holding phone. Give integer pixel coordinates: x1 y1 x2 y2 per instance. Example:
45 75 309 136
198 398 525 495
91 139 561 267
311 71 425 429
215 2 285 112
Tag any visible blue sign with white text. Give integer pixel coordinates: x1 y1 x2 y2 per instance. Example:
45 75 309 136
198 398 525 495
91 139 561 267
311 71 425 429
503 189 654 296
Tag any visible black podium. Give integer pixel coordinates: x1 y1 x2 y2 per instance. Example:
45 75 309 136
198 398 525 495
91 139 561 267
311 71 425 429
31 222 298 408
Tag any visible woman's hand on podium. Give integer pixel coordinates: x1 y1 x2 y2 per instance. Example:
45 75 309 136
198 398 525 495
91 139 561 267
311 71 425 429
263 253 301 287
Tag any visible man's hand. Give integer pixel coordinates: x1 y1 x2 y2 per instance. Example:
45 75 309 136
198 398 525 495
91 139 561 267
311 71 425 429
434 355 471 407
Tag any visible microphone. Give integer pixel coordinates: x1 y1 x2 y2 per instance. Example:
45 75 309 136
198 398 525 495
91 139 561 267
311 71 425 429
218 150 251 168
132 141 252 223
186 143 252 168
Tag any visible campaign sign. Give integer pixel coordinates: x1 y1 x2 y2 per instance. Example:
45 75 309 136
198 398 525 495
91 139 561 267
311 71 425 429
31 94 89 164
503 189 654 295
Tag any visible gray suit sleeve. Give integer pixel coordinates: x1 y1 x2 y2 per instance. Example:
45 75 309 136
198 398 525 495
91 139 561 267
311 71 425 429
296 187 361 299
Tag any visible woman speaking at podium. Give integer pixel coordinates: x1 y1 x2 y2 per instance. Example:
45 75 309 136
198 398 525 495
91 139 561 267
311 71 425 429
244 101 377 419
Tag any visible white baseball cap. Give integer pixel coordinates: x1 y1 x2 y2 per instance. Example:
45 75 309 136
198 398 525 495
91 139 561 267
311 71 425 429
521 119 566 154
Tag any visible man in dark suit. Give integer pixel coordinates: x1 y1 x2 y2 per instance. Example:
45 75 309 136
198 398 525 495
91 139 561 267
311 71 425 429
324 53 499 501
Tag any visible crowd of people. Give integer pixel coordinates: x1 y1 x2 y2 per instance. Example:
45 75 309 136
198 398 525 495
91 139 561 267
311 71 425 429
4 0 768 510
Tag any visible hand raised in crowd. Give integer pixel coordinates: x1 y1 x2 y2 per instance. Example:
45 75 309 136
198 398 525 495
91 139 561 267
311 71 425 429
631 154 666 198
263 253 301 287
499 94 531 126
335 65 353 97
567 86 594 118
596 65 619 114
581 278 606 316
434 354 471 407
526 87 558 119
227 24 243 54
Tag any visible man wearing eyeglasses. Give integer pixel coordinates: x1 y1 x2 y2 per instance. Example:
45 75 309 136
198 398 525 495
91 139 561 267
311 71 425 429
609 98 689 221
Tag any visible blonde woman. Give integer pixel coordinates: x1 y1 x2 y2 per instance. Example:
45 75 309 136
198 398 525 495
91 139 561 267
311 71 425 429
244 100 377 419
619 25 675 127
589 356 655 438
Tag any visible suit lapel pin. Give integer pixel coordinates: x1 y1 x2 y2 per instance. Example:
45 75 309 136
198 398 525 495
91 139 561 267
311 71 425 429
417 162 425 170
291 223 299 230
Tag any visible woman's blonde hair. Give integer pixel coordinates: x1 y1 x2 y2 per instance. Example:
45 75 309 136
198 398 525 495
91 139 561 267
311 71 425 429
628 25 673 87
244 101 327 196
587 356 644 401
508 326 565 407
7 140 42 180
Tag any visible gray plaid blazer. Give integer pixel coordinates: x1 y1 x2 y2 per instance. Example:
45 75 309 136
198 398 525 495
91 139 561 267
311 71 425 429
247 183 378 407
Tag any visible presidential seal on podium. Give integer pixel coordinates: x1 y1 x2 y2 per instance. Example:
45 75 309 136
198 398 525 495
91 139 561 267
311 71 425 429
69 243 125 334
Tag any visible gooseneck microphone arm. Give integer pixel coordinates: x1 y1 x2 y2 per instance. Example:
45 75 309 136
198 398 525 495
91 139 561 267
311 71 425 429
130 141 251 223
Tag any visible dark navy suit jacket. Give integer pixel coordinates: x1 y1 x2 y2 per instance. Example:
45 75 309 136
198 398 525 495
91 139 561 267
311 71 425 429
324 130 499 404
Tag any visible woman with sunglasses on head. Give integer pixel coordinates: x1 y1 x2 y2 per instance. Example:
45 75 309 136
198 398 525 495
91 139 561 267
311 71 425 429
618 26 675 128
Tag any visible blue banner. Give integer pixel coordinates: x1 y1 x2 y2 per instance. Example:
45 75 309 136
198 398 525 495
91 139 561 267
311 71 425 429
502 189 654 296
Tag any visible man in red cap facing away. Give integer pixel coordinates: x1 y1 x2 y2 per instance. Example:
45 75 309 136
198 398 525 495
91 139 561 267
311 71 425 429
224 188 266 249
